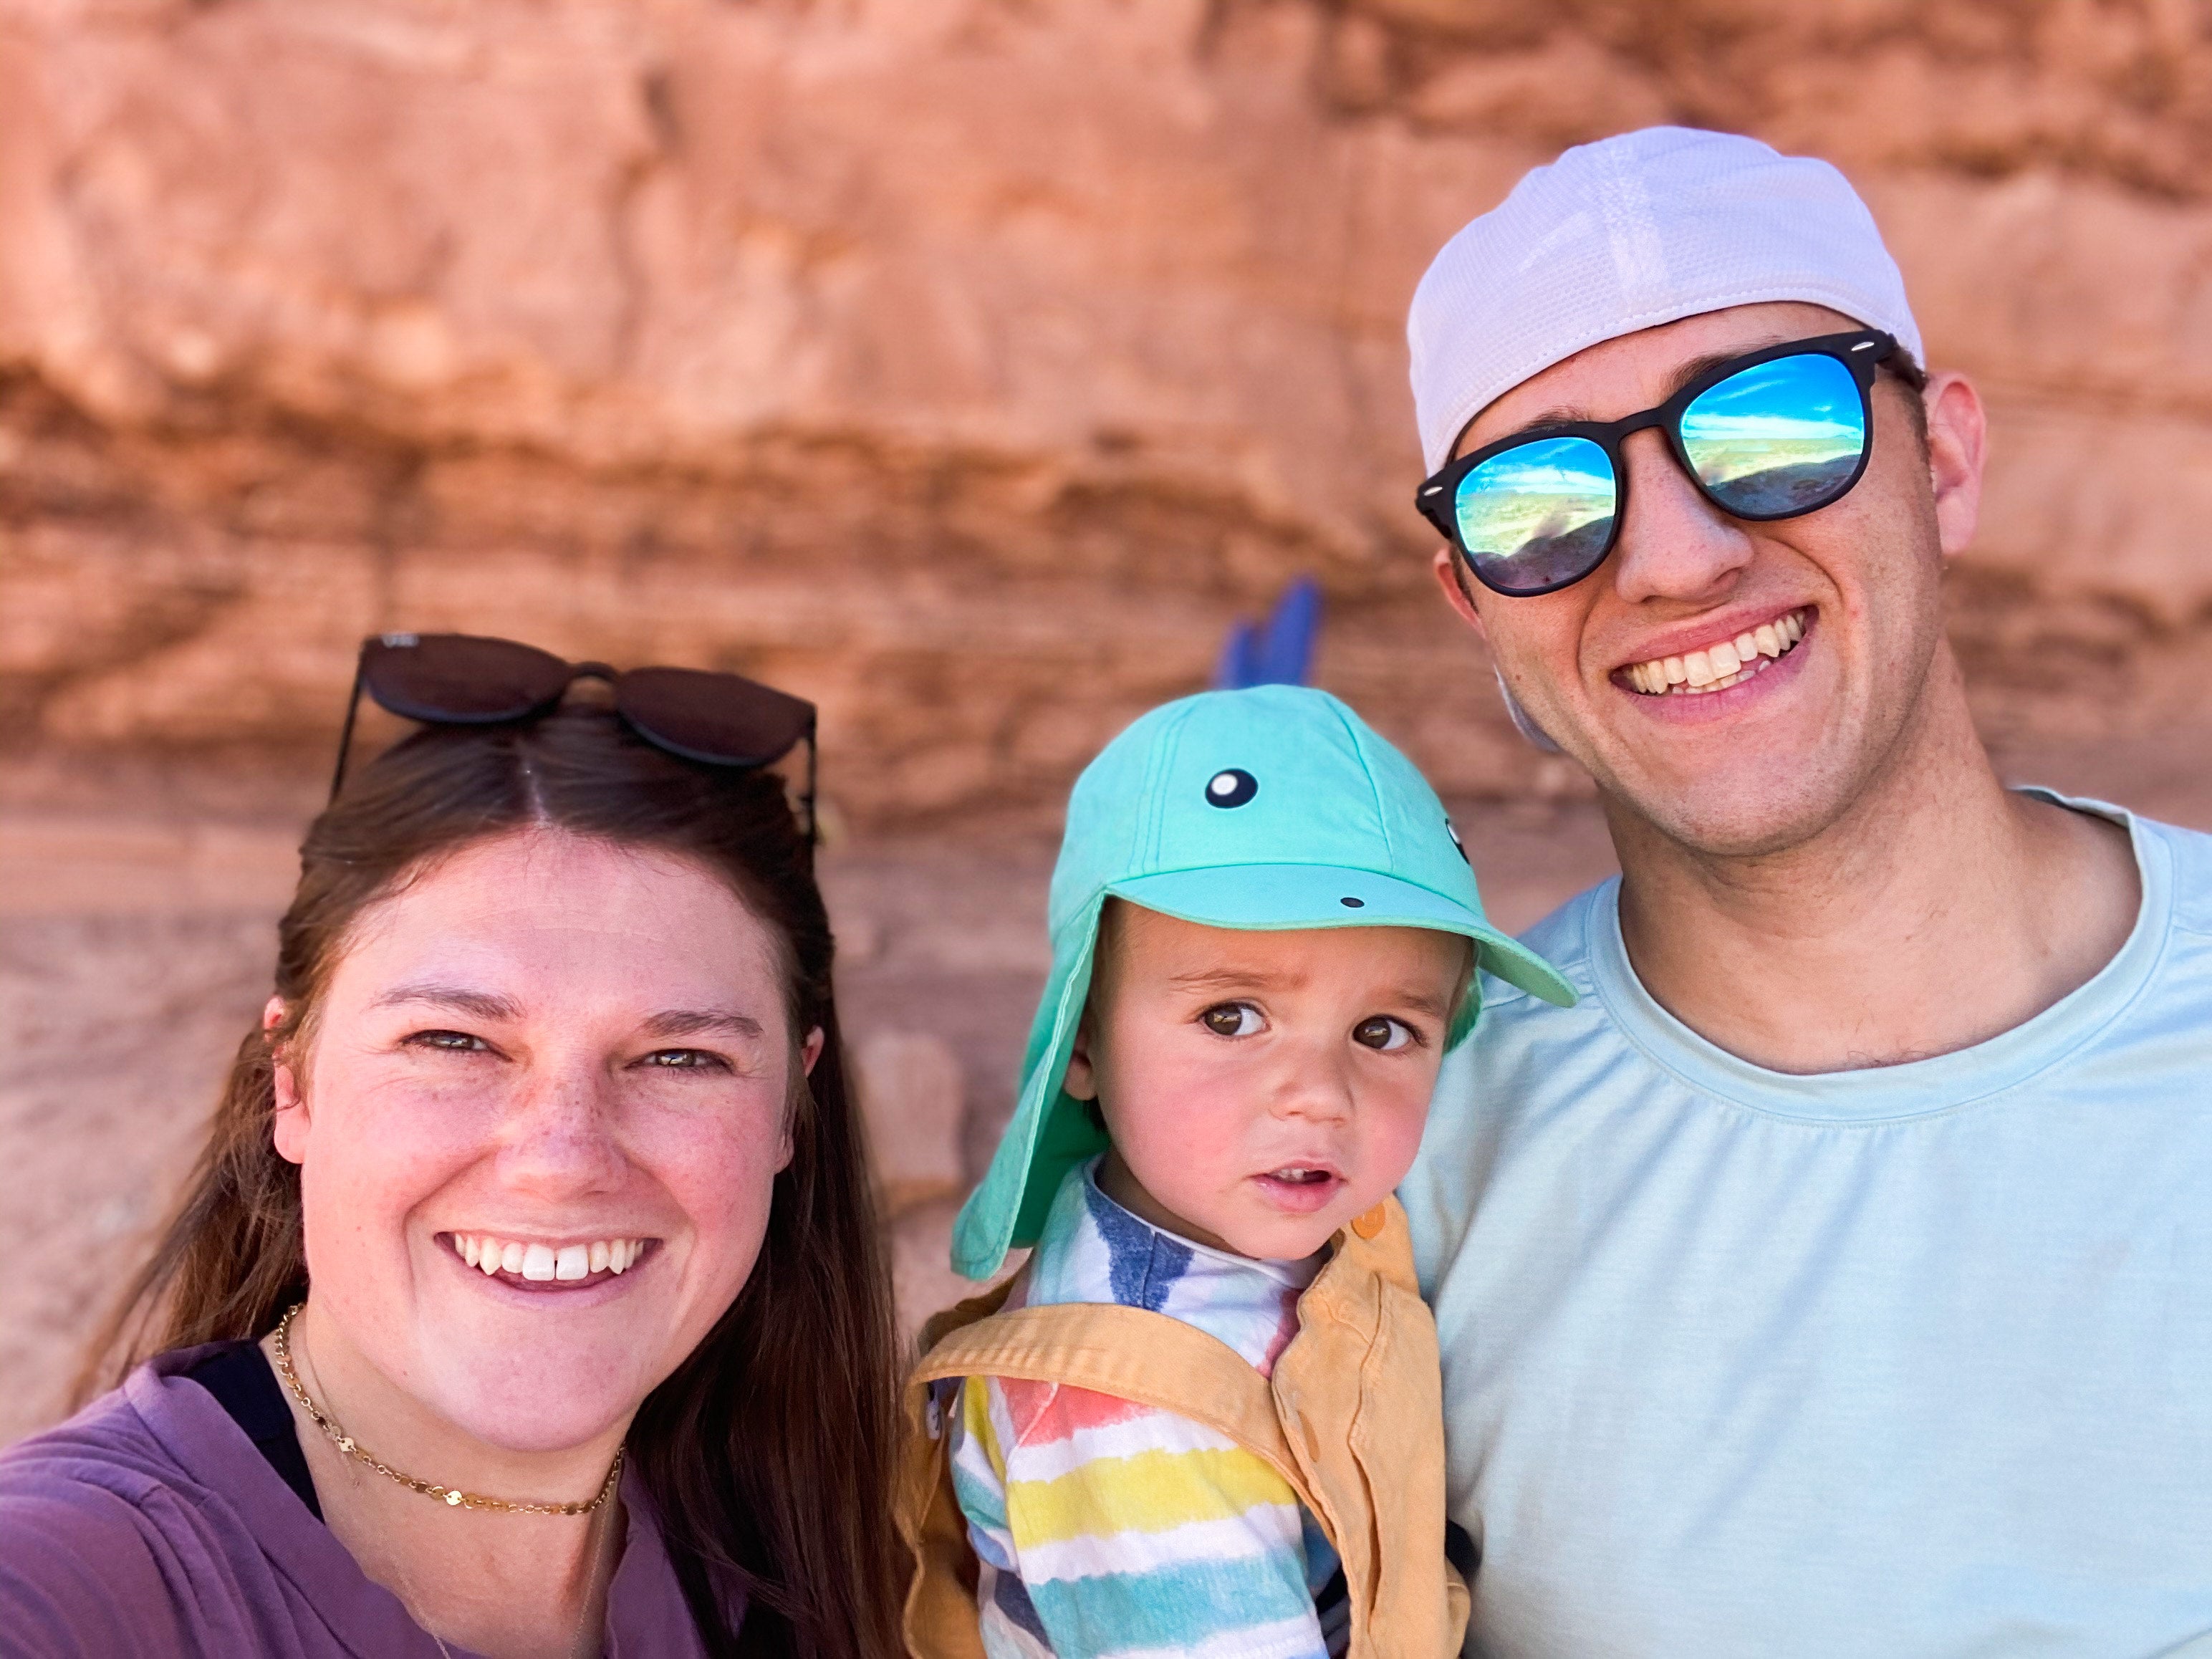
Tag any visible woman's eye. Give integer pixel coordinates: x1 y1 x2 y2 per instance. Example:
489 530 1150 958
1352 1016 1415 1052
638 1049 728 1072
1200 1003 1264 1039
407 1029 489 1054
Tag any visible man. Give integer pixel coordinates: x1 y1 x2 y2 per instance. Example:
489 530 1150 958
1398 126 2212 1657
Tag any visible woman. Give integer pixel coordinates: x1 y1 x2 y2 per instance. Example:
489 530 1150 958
0 636 905 1657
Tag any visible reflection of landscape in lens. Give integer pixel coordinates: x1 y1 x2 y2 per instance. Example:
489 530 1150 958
1455 436 1617 592
1682 354 1866 516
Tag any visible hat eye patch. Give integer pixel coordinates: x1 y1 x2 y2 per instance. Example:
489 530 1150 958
1205 768 1258 809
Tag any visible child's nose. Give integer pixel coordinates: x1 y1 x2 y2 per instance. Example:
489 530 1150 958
1266 1047 1357 1125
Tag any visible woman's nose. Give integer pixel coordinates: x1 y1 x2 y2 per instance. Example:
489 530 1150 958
496 1067 627 1195
1609 427 1756 607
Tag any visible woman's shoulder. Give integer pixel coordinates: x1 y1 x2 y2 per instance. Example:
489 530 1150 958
0 1371 210 1655
0 1365 196 1521
0 1345 334 1655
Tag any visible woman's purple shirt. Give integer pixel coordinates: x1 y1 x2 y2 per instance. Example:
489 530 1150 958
0 1345 714 1657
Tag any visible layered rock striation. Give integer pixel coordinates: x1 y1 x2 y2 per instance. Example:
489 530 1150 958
3 0 2209 825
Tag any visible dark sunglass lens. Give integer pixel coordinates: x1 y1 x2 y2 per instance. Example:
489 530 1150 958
618 667 814 766
1680 352 1867 520
1455 436 1618 595
360 634 572 723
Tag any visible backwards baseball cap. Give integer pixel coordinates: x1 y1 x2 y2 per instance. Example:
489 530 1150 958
948 685 1574 1281
1408 125 1923 474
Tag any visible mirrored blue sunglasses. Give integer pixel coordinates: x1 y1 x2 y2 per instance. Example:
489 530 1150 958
1415 330 1899 597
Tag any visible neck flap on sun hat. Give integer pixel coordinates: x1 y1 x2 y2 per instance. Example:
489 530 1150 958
1406 125 1923 476
948 684 1574 1282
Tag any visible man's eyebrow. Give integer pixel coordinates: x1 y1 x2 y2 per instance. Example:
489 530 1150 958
1469 343 1789 453
1660 347 1763 401
640 1008 766 1042
367 984 526 1023
1484 403 1597 446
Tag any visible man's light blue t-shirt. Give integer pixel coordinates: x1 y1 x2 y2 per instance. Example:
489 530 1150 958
1402 795 2212 1658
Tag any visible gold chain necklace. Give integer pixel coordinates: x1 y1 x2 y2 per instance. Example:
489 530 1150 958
272 1303 624 1516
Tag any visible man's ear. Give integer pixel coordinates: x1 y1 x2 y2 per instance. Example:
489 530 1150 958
266 996 311 1165
1062 1013 1102 1102
1920 371 1986 559
1431 545 1489 640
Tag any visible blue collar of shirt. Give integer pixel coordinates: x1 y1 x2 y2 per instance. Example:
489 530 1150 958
1579 789 2171 1123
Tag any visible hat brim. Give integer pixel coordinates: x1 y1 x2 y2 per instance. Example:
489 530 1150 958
950 905 1109 1281
1111 863 1577 1010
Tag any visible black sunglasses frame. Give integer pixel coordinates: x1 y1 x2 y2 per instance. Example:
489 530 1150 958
1415 330 1900 598
329 633 819 845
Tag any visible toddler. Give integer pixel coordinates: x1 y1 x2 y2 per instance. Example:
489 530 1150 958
897 686 1572 1658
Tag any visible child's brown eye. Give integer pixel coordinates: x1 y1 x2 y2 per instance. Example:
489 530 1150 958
1201 1003 1263 1038
1352 1016 1414 1052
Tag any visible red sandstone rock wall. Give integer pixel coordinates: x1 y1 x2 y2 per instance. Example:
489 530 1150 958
4 0 2208 826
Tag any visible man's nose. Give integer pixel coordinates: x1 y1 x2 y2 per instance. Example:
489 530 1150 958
496 1066 627 1196
1608 426 1756 607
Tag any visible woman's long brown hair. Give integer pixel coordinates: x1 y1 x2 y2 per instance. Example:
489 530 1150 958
76 702 905 1658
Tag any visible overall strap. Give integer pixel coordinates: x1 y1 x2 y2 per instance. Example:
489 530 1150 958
899 1209 1463 1658
910 1301 1311 1506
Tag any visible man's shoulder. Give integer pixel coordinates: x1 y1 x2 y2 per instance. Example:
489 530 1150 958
2140 810 2212 941
1410 880 1639 1180
1463 877 1612 1045
1486 889 1610 1009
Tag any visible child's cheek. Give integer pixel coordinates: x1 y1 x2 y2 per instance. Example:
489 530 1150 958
1111 1047 1256 1209
1359 1066 1448 1197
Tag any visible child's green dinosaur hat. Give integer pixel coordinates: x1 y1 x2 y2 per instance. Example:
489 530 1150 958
949 686 1574 1281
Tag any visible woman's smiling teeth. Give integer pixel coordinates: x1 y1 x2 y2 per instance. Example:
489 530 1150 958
1624 607 1808 696
450 1234 648 1282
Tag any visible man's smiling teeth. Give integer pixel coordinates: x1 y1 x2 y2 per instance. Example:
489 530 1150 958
453 1234 645 1281
1626 608 1807 696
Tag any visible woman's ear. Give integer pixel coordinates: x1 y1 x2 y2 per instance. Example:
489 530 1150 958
771 1027 825 1173
1062 1014 1101 1102
266 996 310 1165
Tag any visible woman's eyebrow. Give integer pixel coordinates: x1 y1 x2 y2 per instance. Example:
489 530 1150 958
364 987 762 1039
642 1008 766 1041
368 983 524 1022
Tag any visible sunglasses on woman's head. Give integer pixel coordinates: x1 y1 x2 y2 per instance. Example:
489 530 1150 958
1416 330 1900 597
330 633 819 838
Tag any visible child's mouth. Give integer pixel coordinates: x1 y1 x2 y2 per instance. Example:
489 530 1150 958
1251 1166 1345 1215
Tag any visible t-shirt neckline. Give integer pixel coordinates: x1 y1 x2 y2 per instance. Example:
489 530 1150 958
1075 1155 1327 1292
1582 789 2171 1123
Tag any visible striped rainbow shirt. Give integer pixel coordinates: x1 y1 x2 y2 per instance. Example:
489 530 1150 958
946 1158 1350 1659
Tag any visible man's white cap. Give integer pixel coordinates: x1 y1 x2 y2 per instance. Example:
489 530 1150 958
1408 126 1923 474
